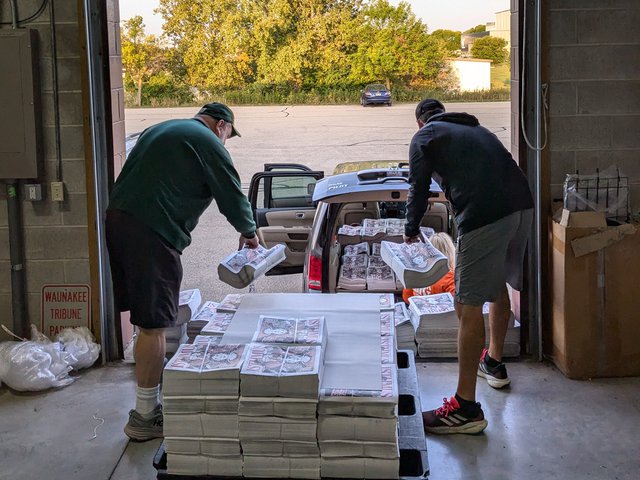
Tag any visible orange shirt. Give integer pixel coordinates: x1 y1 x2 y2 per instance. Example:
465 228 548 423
402 270 455 304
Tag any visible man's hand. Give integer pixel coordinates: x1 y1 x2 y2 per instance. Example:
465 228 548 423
403 234 421 244
239 234 259 250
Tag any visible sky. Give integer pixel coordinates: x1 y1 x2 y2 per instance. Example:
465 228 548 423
119 0 510 36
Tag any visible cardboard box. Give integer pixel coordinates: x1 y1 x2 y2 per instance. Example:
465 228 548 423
549 220 640 379
559 209 607 228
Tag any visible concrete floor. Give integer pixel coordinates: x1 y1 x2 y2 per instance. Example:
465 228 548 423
1 360 639 480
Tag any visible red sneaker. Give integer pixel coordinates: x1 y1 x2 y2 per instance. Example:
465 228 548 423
422 396 488 435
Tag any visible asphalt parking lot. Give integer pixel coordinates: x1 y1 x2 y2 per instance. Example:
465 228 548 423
124 102 510 303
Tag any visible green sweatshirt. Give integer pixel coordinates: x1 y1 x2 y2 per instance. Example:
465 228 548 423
108 119 256 253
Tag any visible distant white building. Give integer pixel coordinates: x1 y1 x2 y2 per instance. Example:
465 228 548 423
486 9 511 49
450 58 492 91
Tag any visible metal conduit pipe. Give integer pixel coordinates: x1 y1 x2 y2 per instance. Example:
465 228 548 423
6 181 28 338
9 0 19 29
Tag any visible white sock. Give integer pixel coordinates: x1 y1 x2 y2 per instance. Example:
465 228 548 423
136 385 160 416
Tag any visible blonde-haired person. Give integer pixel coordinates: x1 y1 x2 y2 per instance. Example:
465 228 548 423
402 232 456 303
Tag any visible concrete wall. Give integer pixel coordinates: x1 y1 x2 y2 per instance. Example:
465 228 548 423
0 2 89 340
546 0 640 217
450 59 492 91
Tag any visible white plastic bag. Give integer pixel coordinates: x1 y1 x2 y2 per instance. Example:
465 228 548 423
56 327 100 370
0 341 75 391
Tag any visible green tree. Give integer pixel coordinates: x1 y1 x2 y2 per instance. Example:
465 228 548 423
157 0 255 90
464 24 486 34
430 29 461 54
471 36 508 64
121 16 162 106
350 0 447 89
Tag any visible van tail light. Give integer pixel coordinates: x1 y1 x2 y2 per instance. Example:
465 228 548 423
308 253 322 291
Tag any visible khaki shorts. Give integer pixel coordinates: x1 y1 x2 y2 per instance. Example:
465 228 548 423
454 209 533 306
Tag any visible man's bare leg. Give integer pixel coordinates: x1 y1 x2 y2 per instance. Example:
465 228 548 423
488 285 510 362
455 303 485 402
135 327 166 388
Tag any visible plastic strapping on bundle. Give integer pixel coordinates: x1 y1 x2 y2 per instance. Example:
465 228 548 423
89 411 105 441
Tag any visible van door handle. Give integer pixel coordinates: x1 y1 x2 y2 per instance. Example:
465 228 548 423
295 212 305 219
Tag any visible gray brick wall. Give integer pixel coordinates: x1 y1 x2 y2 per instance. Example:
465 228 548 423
547 1 640 212
0 1 90 340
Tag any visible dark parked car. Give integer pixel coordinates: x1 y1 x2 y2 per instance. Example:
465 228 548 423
360 84 392 106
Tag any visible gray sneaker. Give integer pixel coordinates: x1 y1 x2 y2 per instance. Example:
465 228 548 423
124 404 163 441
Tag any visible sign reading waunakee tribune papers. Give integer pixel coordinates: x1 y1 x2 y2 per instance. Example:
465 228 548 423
41 284 90 337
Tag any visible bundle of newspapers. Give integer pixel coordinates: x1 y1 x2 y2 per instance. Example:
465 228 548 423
239 316 326 479
217 293 244 312
380 239 449 289
187 300 218 342
394 302 418 353
177 289 202 325
384 218 406 243
165 323 188 356
163 336 248 476
318 314 399 479
409 293 520 358
339 242 402 292
218 244 286 289
166 289 202 354
361 218 387 243
337 224 363 245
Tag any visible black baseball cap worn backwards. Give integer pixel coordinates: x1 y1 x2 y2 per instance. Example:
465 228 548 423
415 98 445 122
198 102 241 137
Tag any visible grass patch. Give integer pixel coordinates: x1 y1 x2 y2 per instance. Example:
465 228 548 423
491 63 511 89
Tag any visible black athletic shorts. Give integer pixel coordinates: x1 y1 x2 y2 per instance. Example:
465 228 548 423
105 209 182 329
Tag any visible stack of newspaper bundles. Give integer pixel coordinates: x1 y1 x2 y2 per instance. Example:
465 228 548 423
337 224 363 245
361 218 387 243
409 293 520 358
239 316 326 479
384 218 406 243
338 243 369 291
163 336 247 476
187 300 217 342
380 239 449 289
394 302 418 353
218 244 286 289
166 289 202 354
318 313 399 479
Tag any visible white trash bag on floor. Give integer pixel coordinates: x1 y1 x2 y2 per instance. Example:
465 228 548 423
56 327 100 370
0 340 75 391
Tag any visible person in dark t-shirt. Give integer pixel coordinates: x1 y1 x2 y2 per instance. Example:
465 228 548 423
404 99 534 435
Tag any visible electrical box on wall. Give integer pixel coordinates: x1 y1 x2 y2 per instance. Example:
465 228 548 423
0 29 42 179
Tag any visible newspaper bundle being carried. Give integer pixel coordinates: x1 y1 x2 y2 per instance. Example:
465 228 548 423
380 239 448 289
337 224 363 245
240 344 324 399
218 244 286 289
252 316 328 351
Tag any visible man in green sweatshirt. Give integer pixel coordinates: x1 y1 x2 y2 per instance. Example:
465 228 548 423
105 103 257 441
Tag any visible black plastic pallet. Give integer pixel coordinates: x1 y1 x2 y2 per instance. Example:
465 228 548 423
154 349 429 479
